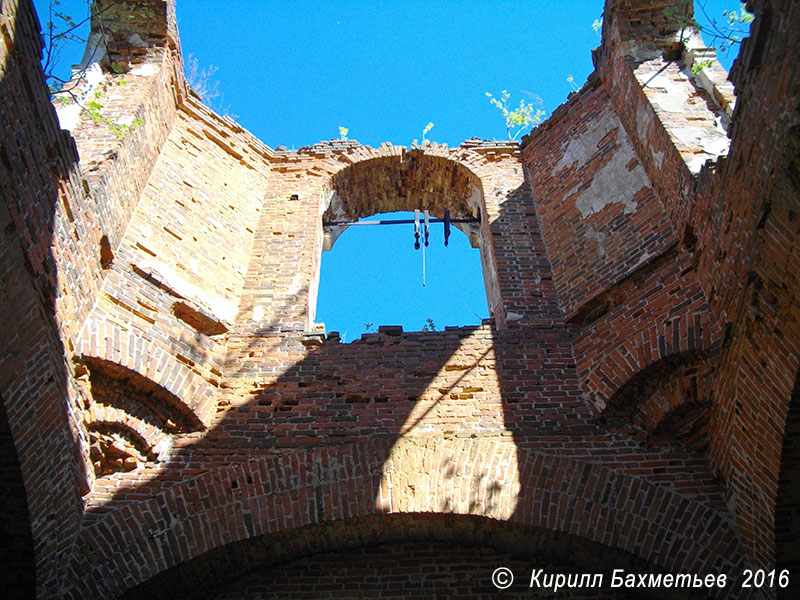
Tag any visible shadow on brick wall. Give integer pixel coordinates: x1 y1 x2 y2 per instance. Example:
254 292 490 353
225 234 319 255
97 172 749 599
776 366 800 599
0 1 89 597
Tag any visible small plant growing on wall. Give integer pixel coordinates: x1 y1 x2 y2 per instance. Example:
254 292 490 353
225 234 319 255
422 122 434 145
664 0 754 72
485 90 545 140
421 318 437 332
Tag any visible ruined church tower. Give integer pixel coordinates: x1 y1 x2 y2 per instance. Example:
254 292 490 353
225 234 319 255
1 0 799 597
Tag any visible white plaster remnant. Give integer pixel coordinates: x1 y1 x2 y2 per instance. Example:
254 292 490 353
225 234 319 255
136 259 237 324
682 32 736 121
321 190 348 251
130 63 157 77
652 147 665 169
672 126 730 164
637 69 731 173
252 305 265 322
77 31 107 74
641 73 692 113
635 103 651 143
458 184 483 247
319 190 338 216
635 103 664 168
127 33 148 48
56 104 83 132
686 155 708 174
152 436 173 462
56 62 105 131
586 226 607 259
621 40 664 63
286 273 304 297
467 184 482 215
556 110 649 218
670 114 730 172
632 250 654 271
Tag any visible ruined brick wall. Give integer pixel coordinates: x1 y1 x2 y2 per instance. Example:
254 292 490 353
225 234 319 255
1 0 199 594
691 0 800 572
60 127 747 597
1 0 798 598
1 0 103 593
587 0 800 576
524 76 679 321
525 0 799 584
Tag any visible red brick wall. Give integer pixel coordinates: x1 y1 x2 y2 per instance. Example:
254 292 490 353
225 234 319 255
524 78 678 321
572 251 719 415
1 0 98 594
0 0 199 594
71 433 743 598
1 1 798 598
695 0 800 569
594 0 800 574
598 0 800 573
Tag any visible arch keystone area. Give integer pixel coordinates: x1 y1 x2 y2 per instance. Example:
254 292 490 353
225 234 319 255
68 440 746 598
77 321 217 428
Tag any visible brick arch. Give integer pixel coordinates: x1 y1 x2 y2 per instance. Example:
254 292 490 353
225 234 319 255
83 418 163 458
76 321 216 428
123 516 660 599
329 148 483 211
65 439 746 598
579 315 717 416
573 257 721 416
321 146 486 249
603 353 712 430
315 143 510 326
627 359 715 450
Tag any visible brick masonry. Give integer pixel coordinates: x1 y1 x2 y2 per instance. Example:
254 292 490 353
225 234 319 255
0 0 798 599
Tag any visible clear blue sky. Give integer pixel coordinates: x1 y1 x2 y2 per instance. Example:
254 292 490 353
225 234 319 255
34 0 745 340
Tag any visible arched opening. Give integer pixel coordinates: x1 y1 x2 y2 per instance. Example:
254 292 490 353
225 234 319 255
120 514 664 599
209 540 648 599
315 210 488 340
309 149 503 339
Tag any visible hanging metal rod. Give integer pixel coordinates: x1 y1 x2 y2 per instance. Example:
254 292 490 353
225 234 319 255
323 217 479 226
323 210 478 249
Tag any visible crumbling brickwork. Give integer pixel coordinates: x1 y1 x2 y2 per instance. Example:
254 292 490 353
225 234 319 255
0 0 798 598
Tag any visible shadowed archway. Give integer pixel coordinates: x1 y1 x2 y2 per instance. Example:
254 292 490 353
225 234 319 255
775 367 800 599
